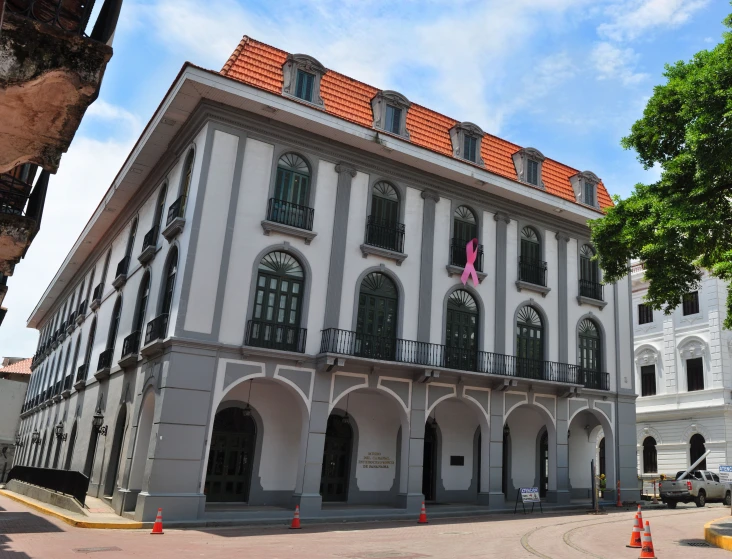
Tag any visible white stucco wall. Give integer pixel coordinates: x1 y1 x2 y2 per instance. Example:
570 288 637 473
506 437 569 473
430 399 480 491
506 405 546 488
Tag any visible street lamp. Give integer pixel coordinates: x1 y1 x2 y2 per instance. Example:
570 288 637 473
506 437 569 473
92 408 108 436
31 431 40 444
15 434 23 447
55 422 67 441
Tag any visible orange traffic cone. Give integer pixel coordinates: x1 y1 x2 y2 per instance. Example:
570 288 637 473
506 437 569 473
636 504 644 527
639 521 656 558
626 513 642 548
417 502 428 524
150 508 164 535
290 505 301 529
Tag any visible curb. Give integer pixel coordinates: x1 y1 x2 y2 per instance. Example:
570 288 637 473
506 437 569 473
0 490 144 530
704 517 732 551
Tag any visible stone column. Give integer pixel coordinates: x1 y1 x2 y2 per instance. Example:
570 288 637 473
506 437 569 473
556 232 570 363
547 399 570 504
487 389 506 508
398 381 426 513
417 190 439 343
323 163 357 330
493 213 510 354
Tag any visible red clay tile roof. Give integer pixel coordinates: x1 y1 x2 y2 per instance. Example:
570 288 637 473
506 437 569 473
0 357 31 375
221 36 613 211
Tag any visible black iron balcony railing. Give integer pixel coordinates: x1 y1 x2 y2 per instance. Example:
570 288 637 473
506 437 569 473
142 226 158 250
265 198 315 231
92 283 103 302
320 328 610 390
59 320 67 333
67 311 77 326
0 172 32 216
75 363 88 384
365 215 405 253
121 330 141 359
245 320 307 353
144 314 168 345
115 255 130 278
166 195 186 226
519 257 547 287
579 279 603 301
0 274 7 286
6 0 94 36
77 299 88 317
63 373 72 391
97 348 113 371
449 238 484 271
53 380 61 396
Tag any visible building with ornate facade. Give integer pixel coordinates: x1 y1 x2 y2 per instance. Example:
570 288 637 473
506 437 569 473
15 37 637 522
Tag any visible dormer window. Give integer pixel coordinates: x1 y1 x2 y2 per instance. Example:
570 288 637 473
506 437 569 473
282 54 326 107
512 147 546 188
371 90 411 138
570 171 601 208
449 122 485 165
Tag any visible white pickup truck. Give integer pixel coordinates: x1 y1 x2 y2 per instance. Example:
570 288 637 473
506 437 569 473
660 470 731 508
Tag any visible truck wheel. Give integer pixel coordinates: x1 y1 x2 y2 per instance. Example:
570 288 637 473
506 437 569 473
725 492 731 507
667 500 677 509
695 491 706 507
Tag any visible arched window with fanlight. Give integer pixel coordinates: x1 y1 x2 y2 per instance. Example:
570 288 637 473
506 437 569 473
267 153 314 231
519 226 546 286
366 182 404 253
516 305 543 379
643 437 657 474
579 245 602 300
450 206 482 271
145 248 178 346
166 150 194 228
356 272 398 360
445 289 479 371
578 318 603 388
122 272 150 360
246 251 306 353
98 297 122 374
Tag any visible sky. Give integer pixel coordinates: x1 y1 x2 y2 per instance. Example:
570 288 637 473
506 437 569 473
1 0 730 357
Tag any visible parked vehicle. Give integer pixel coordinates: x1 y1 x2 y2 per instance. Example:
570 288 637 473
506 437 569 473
660 470 731 508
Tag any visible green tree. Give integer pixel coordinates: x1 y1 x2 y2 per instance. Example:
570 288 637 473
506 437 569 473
591 12 732 328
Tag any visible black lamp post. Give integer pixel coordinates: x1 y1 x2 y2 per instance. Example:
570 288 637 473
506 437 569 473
31 430 40 445
92 408 108 436
55 422 67 441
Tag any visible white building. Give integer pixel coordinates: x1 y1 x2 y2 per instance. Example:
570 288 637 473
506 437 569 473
633 263 732 479
15 37 637 522
0 357 31 481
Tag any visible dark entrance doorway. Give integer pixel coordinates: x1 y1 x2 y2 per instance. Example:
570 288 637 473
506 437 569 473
320 414 353 502
599 437 606 477
104 406 127 497
516 306 544 379
502 424 511 496
422 420 438 501
539 430 548 498
690 434 707 471
204 407 256 503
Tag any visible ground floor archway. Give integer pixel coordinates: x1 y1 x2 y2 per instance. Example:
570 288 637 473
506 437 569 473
421 419 437 502
320 414 353 502
104 406 128 497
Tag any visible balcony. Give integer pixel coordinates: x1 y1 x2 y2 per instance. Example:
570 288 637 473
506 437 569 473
95 348 113 380
447 238 486 281
66 311 76 333
138 226 158 264
360 216 407 265
0 0 122 175
244 320 307 353
320 328 610 391
76 299 87 324
516 257 550 297
578 280 607 309
261 198 317 244
162 195 185 240
141 313 168 356
0 274 6 307
61 373 72 398
52 380 62 402
119 330 140 368
73 363 87 391
112 255 130 289
89 283 103 310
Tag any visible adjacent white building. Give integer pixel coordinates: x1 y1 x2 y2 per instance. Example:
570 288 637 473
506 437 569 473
15 37 638 522
633 263 732 480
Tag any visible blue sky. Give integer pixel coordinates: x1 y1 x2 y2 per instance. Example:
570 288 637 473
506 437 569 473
1 0 729 356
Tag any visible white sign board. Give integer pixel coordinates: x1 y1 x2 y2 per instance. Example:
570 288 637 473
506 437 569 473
520 487 541 503
719 465 732 483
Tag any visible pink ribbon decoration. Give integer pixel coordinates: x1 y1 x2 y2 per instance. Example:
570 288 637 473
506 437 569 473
461 238 479 287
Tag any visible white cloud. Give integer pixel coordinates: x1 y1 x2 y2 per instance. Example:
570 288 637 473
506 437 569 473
86 99 141 130
598 0 709 42
591 41 648 85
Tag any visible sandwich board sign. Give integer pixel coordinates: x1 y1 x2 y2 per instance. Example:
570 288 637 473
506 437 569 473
719 465 732 483
515 487 543 514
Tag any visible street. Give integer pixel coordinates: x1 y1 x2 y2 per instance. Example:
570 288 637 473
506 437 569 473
0 494 728 559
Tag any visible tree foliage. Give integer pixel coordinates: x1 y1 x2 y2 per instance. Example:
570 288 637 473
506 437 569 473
591 12 732 328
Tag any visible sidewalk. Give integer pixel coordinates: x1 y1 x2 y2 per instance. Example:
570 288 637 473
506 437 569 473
704 515 732 550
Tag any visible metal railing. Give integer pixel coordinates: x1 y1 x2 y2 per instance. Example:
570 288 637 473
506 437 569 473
579 280 603 301
121 330 140 359
63 373 72 391
91 283 103 302
75 363 88 384
142 226 158 251
450 238 484 271
115 255 130 278
245 320 307 353
67 311 77 326
97 348 113 371
6 0 94 36
7 466 90 505
365 215 405 253
265 198 315 231
166 195 186 226
144 314 168 345
0 172 32 215
320 328 609 389
77 299 88 316
518 257 547 287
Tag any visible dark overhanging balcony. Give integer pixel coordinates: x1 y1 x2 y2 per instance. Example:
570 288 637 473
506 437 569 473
319 328 610 391
261 198 317 244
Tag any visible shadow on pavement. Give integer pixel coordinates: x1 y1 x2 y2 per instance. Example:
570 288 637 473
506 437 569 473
0 510 64 534
0 535 32 559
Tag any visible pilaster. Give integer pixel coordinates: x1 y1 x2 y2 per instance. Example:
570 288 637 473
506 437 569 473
417 190 439 342
556 232 570 363
493 212 510 355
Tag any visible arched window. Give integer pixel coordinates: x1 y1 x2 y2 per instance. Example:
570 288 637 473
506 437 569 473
356 272 398 360
125 218 138 259
70 335 81 378
516 306 543 378
83 318 97 378
578 319 601 371
367 182 403 252
445 289 479 370
101 249 112 287
643 437 657 474
158 248 178 337
690 434 707 470
133 272 151 335
247 251 305 352
269 153 312 230
179 149 194 215
579 245 601 299
106 297 122 352
154 183 168 235
519 227 545 286
451 206 481 270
